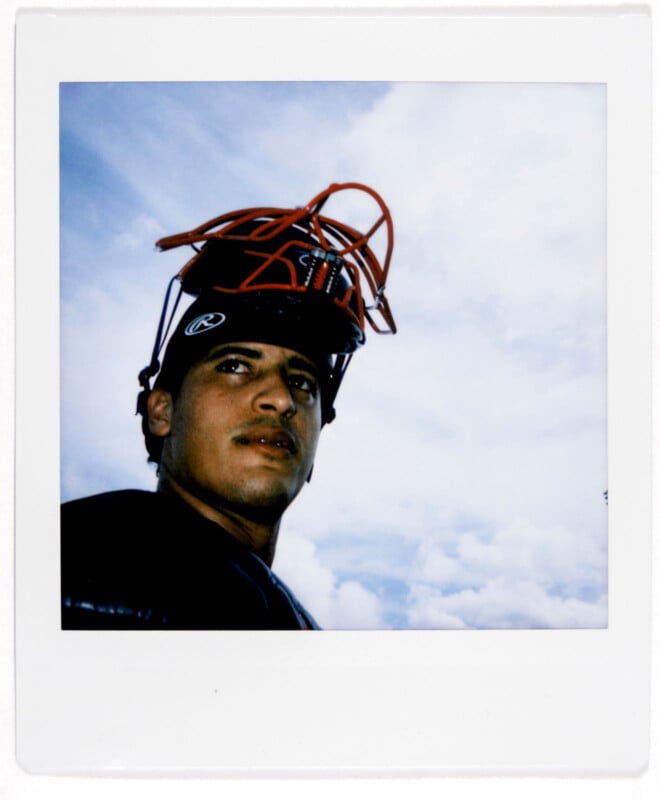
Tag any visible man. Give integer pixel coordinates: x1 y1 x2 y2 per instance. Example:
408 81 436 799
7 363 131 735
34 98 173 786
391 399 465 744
61 182 396 630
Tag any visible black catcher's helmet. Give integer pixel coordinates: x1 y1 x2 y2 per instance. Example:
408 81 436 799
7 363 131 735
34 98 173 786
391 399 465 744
137 182 396 460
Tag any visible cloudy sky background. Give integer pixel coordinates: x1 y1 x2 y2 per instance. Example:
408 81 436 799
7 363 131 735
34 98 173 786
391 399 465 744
60 81 607 630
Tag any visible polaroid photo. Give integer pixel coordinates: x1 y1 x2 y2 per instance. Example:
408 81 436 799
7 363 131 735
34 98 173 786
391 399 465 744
14 4 652 776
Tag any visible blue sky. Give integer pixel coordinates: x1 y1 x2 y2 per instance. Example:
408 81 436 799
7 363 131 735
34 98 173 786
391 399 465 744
60 81 608 630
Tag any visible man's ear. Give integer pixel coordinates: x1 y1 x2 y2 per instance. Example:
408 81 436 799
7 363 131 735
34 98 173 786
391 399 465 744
146 388 173 437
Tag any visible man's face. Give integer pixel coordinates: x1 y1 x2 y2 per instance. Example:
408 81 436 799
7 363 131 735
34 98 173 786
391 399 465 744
150 341 322 524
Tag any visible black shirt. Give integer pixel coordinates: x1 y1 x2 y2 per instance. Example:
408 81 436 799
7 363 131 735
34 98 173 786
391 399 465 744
61 490 319 630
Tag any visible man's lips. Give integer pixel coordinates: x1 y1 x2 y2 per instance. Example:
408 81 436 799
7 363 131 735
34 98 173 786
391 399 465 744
234 425 297 455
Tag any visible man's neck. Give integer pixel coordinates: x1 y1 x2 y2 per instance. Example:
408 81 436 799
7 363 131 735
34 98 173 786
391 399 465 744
157 475 280 567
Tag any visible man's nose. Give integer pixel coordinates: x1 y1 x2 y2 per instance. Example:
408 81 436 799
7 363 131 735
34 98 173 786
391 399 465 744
253 371 296 416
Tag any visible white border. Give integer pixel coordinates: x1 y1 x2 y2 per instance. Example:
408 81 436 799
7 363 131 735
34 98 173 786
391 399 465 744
12 5 652 779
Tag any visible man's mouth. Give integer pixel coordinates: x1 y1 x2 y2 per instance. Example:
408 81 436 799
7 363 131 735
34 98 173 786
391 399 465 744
235 427 297 455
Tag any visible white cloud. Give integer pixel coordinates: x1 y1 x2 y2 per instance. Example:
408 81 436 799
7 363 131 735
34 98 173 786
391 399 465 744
111 214 166 252
407 578 607 630
413 516 607 597
275 535 384 630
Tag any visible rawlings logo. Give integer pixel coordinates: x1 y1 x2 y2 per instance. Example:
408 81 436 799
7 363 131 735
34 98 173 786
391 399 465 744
184 312 226 336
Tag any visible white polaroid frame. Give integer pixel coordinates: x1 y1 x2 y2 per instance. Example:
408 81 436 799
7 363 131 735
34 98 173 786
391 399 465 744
14 5 652 777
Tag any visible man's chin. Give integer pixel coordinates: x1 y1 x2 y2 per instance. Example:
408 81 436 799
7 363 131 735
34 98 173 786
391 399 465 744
215 475 304 524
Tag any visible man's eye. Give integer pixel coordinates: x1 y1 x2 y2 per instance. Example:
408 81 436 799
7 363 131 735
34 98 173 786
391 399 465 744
216 358 250 374
289 374 318 395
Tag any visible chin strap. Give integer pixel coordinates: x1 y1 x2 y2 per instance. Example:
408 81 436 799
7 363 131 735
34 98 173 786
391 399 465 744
322 352 352 425
136 275 184 417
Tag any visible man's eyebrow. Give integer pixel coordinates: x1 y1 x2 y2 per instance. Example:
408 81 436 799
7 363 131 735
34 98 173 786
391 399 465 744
203 345 263 362
288 355 320 378
202 345 319 377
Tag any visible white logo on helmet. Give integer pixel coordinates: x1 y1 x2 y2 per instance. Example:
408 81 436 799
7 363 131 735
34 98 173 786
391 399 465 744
184 313 226 336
